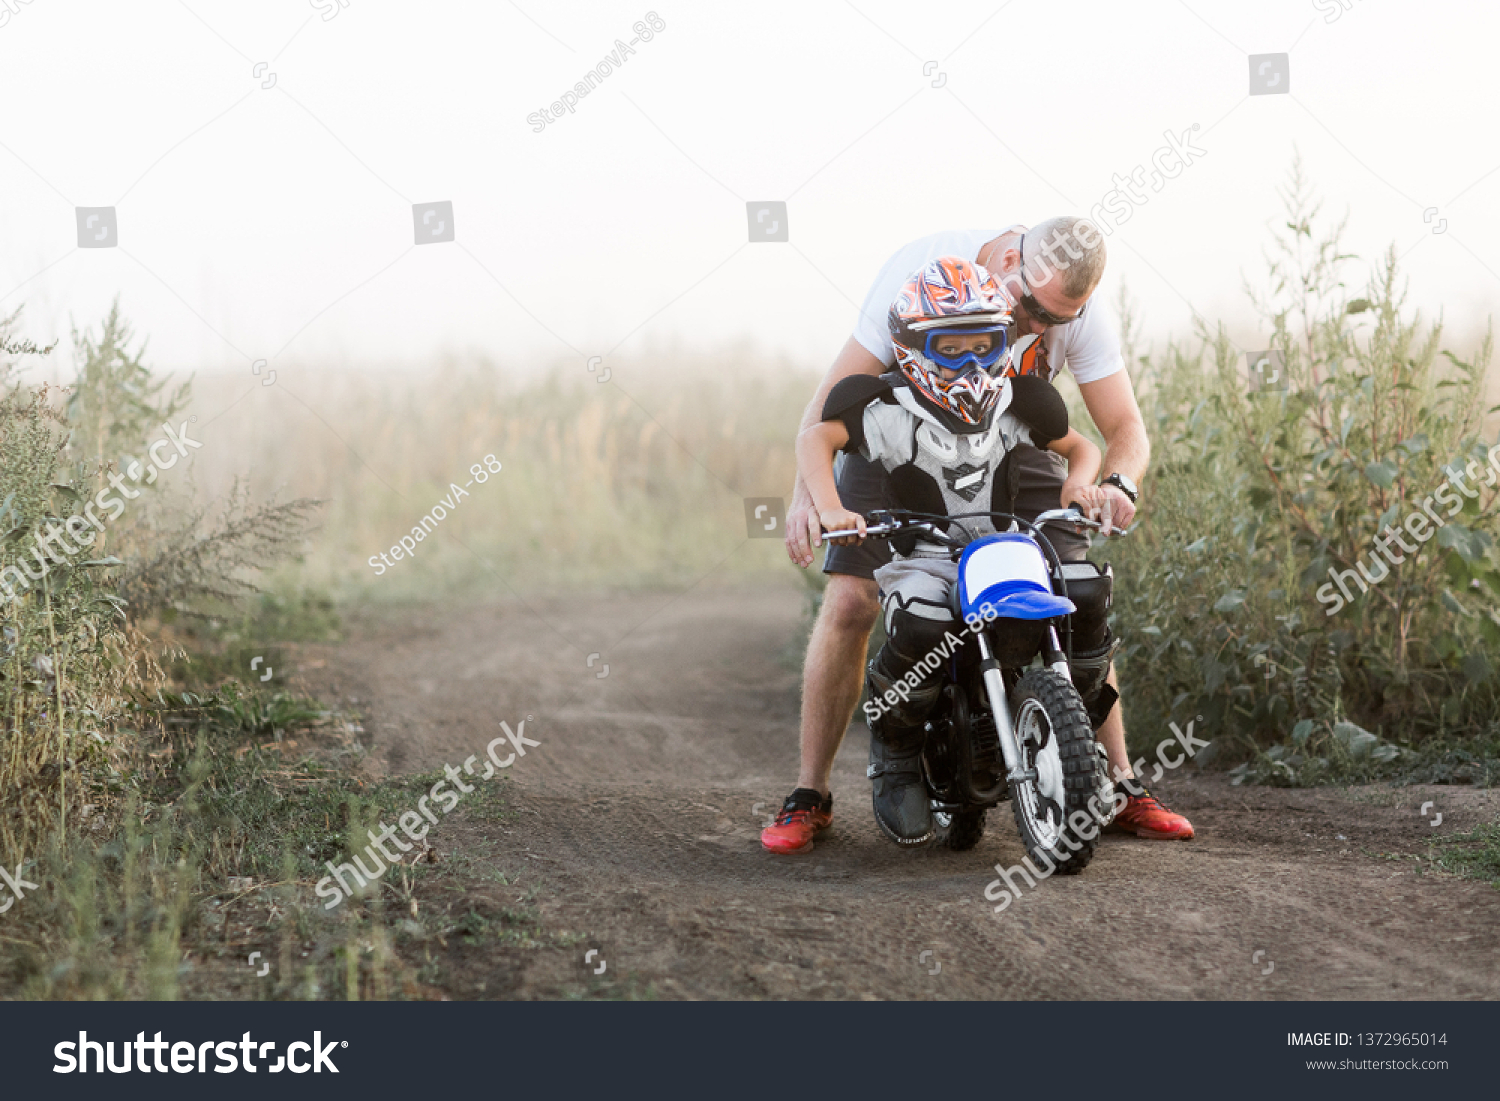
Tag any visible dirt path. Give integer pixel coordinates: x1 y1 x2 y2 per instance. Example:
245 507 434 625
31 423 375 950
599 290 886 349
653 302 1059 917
303 585 1500 1000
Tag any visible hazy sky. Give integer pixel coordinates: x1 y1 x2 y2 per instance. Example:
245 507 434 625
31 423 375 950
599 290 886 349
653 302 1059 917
3 0 1498 382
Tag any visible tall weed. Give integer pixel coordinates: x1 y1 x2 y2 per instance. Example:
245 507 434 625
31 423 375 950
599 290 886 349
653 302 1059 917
1110 160 1500 771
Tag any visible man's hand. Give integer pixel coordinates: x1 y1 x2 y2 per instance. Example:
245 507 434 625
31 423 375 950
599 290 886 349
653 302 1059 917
1075 371 1147 536
786 480 821 568
1095 484 1137 533
817 507 867 547
1063 482 1136 535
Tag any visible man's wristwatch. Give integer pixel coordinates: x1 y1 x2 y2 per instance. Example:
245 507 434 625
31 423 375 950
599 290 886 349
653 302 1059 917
1101 473 1139 503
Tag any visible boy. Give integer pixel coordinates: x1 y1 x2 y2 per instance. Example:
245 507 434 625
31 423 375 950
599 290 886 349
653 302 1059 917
793 256 1110 847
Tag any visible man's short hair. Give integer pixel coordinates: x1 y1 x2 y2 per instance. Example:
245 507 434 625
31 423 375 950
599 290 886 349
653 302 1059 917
1023 215 1107 299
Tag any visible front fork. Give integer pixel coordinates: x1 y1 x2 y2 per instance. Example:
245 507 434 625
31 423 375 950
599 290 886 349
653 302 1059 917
975 625 1069 785
974 631 1026 783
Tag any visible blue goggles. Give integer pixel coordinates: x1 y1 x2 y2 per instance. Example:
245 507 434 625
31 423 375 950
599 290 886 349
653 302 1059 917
922 327 1008 374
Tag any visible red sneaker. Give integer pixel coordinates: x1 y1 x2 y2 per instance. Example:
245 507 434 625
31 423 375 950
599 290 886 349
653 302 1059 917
760 788 833 855
1112 786 1194 840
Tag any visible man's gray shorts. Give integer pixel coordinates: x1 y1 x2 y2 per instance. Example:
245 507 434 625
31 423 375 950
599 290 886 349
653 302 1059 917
822 445 1088 578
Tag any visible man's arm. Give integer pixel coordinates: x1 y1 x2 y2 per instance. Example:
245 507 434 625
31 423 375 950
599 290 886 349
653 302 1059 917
786 336 887 567
1076 369 1149 532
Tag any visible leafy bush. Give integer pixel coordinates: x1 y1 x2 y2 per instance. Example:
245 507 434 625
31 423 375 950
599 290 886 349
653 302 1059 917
64 301 189 477
1110 161 1500 774
0 303 321 862
0 374 150 859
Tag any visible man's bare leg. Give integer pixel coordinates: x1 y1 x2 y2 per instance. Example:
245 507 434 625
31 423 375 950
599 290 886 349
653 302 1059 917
1096 665 1196 838
1095 666 1131 780
795 573 881 796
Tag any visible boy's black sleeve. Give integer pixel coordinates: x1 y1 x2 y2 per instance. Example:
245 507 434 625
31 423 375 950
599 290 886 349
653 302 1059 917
821 374 893 454
1006 374 1070 449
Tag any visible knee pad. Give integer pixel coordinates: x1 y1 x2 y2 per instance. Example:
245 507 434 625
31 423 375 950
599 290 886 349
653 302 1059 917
1059 561 1119 727
1070 638 1119 729
1060 561 1113 652
869 601 953 732
884 602 956 666
867 655 943 735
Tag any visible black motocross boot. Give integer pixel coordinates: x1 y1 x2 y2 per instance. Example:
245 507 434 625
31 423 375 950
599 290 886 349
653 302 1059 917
865 662 940 847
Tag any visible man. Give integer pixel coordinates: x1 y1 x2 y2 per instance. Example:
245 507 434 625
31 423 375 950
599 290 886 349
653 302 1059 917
761 216 1195 854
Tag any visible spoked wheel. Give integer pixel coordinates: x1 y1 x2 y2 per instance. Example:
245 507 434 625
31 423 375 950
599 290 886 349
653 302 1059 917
1008 669 1100 875
932 805 987 851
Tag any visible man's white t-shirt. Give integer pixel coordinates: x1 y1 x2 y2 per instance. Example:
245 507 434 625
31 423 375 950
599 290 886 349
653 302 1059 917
849 227 1124 386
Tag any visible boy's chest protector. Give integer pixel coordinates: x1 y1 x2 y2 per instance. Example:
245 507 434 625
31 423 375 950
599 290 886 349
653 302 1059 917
882 416 1017 535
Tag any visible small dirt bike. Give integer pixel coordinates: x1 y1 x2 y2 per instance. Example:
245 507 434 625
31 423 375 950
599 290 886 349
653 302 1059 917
826 507 1127 874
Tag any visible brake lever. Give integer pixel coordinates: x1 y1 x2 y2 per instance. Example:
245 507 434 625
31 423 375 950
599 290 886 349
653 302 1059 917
1040 508 1131 537
822 521 903 541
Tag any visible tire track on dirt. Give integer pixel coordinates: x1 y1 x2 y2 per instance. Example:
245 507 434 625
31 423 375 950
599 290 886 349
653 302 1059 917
307 586 1500 1000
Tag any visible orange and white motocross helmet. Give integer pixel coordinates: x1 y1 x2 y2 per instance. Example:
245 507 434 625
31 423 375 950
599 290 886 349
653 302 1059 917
888 256 1012 431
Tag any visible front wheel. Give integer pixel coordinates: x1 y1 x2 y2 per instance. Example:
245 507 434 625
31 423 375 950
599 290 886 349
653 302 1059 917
1008 669 1100 875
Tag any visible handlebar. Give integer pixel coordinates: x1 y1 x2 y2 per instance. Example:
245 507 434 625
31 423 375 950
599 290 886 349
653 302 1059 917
823 507 1129 543
1031 507 1132 537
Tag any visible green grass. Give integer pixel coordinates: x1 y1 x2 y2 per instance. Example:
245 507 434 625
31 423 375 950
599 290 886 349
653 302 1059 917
1432 822 1500 887
448 901 545 949
162 587 343 687
562 971 663 1001
1224 726 1500 789
0 681 551 1000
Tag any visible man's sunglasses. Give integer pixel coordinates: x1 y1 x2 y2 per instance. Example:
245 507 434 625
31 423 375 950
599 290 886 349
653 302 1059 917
1016 232 1089 327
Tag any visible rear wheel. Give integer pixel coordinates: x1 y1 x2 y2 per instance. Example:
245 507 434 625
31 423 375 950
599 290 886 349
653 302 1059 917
1092 742 1119 829
933 806 987 850
1008 669 1100 875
